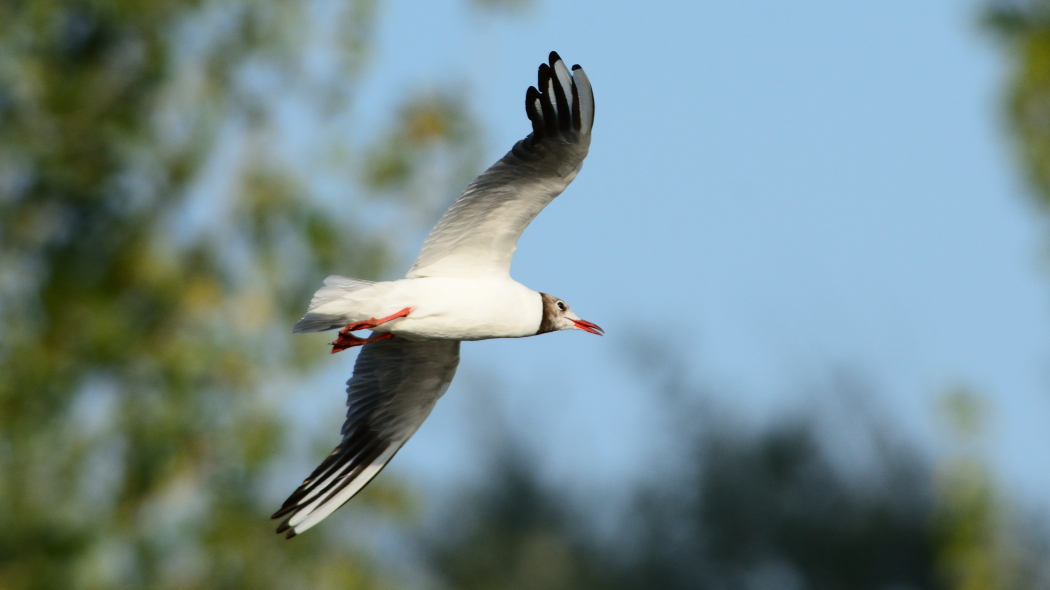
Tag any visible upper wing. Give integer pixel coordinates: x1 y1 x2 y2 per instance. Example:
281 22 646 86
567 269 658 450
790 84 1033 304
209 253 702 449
272 338 460 537
406 51 595 279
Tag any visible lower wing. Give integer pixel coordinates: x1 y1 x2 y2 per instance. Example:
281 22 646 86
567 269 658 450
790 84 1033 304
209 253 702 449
272 338 460 537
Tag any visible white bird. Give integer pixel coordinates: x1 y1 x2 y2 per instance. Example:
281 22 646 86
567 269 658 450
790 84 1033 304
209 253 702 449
272 52 601 538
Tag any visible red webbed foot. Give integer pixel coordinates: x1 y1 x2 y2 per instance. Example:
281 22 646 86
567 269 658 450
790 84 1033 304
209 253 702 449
331 331 393 353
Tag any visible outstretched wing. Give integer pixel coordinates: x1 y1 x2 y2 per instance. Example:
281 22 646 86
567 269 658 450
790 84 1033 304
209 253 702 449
272 338 460 537
406 51 595 279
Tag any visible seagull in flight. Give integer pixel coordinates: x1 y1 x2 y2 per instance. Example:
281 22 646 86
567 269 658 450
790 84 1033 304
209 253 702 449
272 52 600 538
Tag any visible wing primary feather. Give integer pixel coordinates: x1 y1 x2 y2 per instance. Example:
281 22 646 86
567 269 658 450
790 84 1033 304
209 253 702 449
532 98 544 140
288 443 400 536
538 63 556 119
537 64 559 137
549 56 572 132
286 443 368 509
277 441 398 538
525 86 544 138
545 77 559 135
297 442 388 516
571 65 594 132
570 73 582 131
270 430 371 520
286 439 387 528
272 425 378 514
274 435 389 533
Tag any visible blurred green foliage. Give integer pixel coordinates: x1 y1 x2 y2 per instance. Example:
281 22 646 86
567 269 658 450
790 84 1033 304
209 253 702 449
987 0 1050 211
932 390 1050 590
0 0 478 587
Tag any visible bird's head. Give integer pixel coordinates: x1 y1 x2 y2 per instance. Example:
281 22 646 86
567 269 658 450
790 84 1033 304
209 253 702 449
537 293 604 336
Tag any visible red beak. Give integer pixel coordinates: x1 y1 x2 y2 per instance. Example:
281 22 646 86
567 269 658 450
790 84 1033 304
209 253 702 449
571 319 604 336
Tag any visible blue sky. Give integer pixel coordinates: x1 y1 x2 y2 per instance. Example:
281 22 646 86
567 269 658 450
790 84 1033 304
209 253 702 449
285 0 1050 516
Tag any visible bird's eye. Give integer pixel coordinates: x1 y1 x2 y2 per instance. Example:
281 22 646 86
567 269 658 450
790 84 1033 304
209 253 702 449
556 301 566 311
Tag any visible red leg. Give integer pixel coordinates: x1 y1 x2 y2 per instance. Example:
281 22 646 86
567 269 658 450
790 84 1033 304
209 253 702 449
330 307 412 354
340 308 412 333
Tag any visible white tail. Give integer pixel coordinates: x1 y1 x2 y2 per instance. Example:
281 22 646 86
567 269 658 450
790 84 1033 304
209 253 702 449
292 275 374 333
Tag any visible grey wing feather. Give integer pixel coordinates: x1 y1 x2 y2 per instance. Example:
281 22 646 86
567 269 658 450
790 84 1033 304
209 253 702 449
272 338 460 537
407 52 595 279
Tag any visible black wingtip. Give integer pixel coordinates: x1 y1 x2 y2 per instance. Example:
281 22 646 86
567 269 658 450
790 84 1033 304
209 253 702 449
285 529 298 540
271 505 294 520
570 77 582 131
536 64 558 136
519 53 591 148
275 520 291 534
548 62 571 131
537 62 552 84
525 85 544 138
